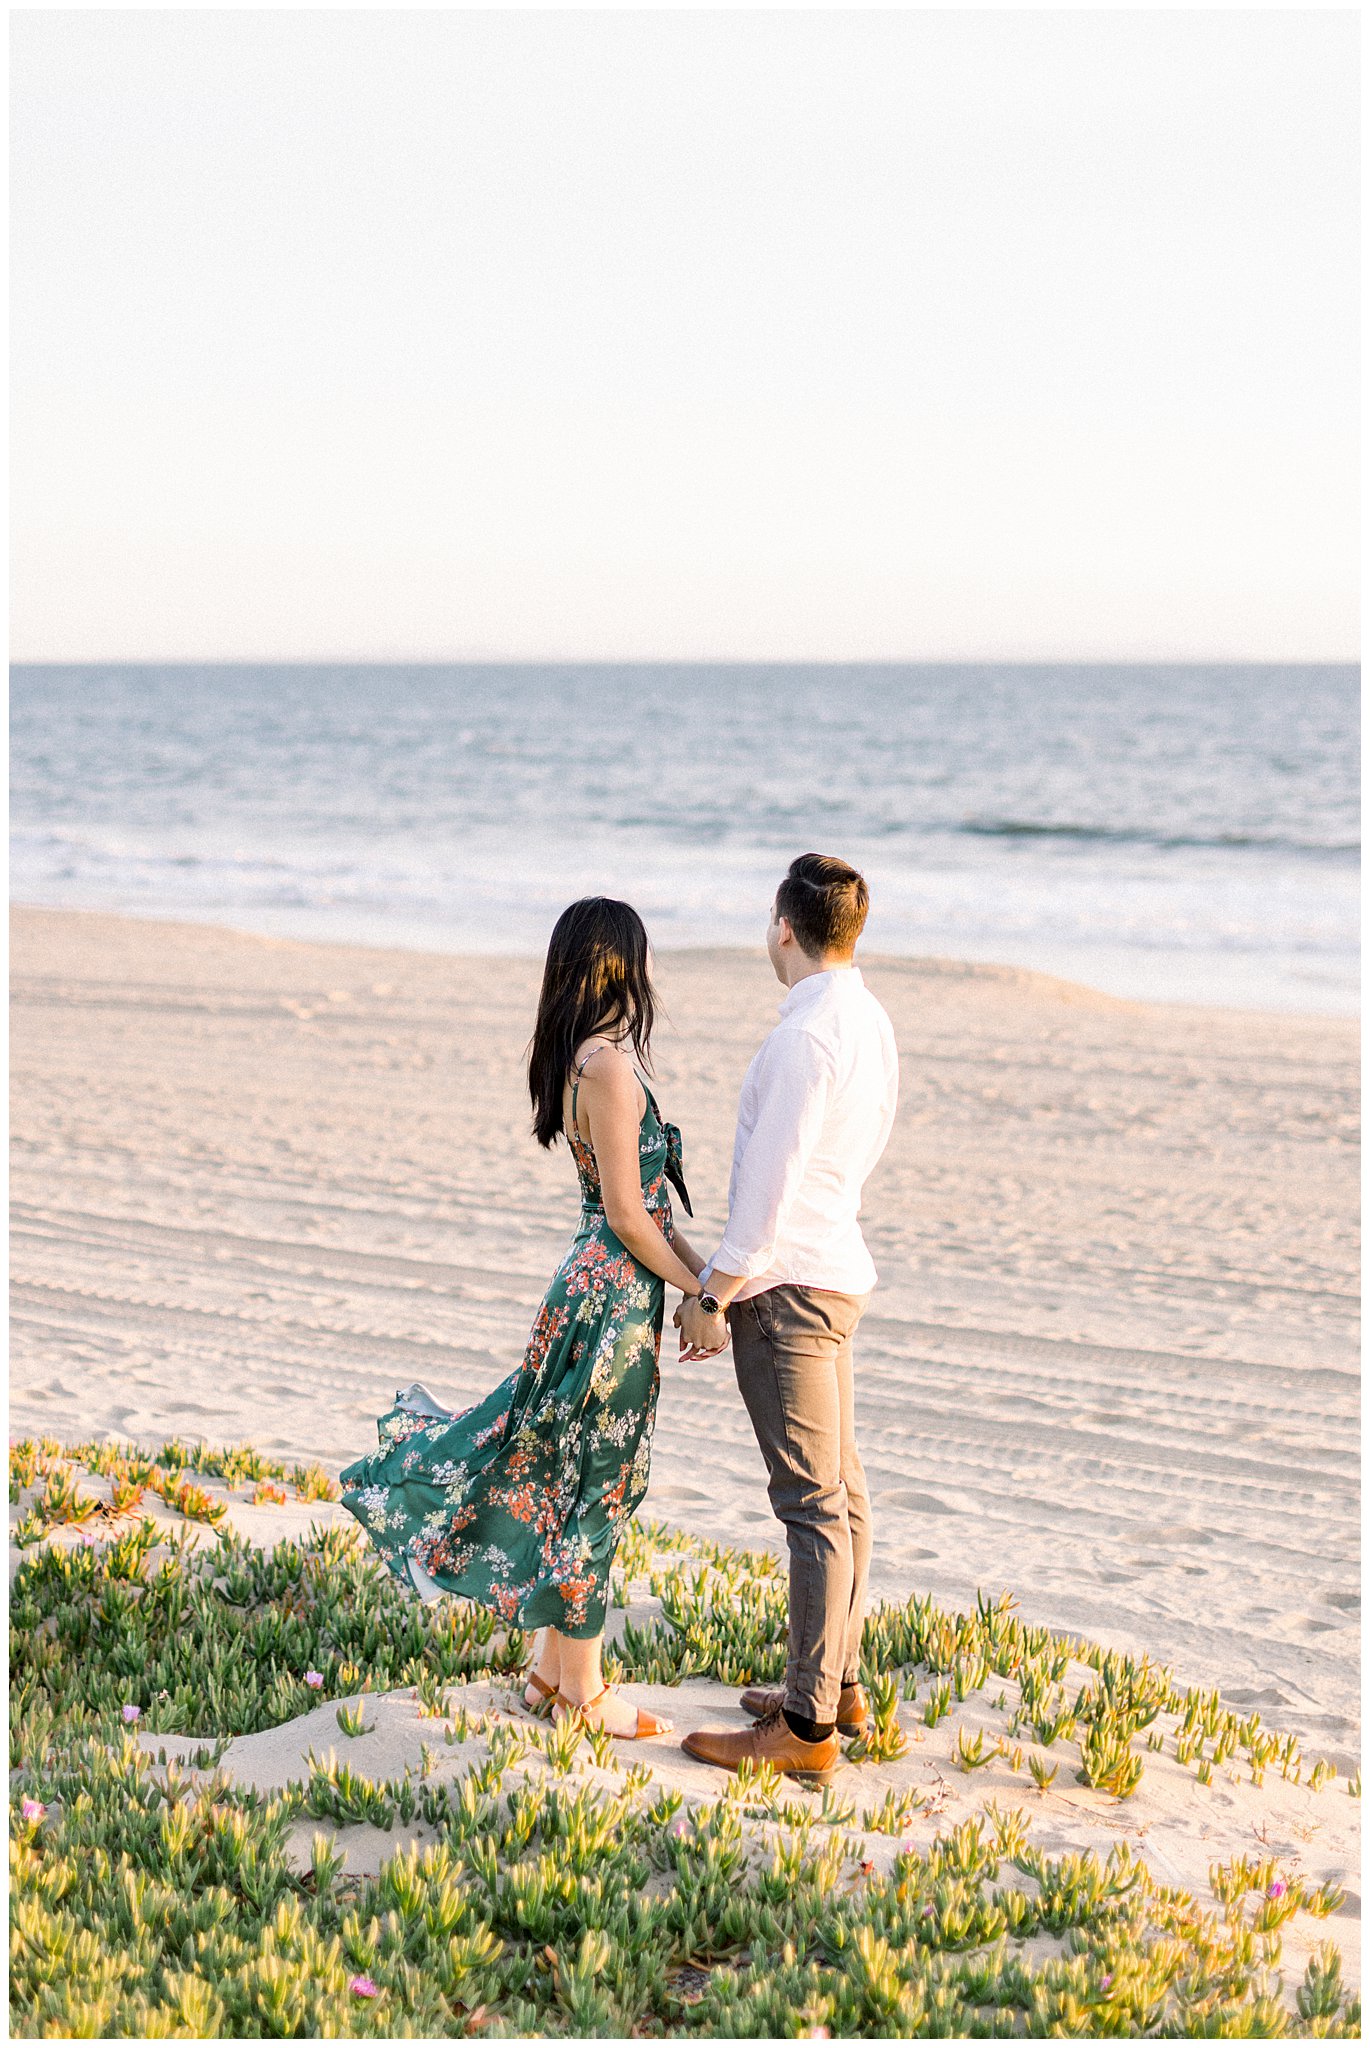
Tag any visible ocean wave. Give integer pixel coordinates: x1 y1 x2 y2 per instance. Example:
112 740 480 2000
957 819 1359 857
9 824 1358 957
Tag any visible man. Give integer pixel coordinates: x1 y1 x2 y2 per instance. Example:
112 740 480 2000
676 851 899 1783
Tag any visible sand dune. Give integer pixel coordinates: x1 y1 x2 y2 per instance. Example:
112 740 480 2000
8 905 1359 1772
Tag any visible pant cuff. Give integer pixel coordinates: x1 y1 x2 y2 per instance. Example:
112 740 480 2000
785 1685 841 1724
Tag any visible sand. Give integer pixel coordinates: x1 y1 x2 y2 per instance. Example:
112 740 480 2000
9 902 1359 1777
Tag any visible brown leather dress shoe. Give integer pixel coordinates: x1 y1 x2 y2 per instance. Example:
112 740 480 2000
738 1680 873 1739
681 1703 842 1783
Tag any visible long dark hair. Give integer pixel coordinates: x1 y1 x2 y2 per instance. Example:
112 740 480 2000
527 898 657 1148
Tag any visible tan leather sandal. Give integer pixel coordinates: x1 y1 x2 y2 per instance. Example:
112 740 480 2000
552 1682 673 1738
520 1669 557 1717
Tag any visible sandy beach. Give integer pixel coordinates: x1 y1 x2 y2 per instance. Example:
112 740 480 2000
9 903 1359 1775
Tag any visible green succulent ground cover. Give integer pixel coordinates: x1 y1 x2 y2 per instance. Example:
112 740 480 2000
9 1434 1360 2038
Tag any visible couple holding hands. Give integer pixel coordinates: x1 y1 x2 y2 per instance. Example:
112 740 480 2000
340 851 898 1784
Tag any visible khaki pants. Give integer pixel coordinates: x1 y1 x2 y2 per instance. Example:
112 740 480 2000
728 1284 872 1723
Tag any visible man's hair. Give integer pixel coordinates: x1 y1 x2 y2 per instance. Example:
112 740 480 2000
775 852 869 959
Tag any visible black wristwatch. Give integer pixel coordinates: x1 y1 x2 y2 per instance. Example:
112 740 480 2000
696 1290 723 1318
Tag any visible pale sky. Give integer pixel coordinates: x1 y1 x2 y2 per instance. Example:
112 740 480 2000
9 9 1360 663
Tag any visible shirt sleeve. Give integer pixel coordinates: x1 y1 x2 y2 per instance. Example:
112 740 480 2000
712 1028 837 1280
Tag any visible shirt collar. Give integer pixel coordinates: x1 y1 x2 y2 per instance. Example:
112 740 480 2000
779 964 863 1016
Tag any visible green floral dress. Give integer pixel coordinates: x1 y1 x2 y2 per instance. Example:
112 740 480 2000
339 1073 689 1639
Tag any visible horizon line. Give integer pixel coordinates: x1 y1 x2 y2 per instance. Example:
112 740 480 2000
9 653 1361 669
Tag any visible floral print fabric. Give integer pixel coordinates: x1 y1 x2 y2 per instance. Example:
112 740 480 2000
339 1074 681 1639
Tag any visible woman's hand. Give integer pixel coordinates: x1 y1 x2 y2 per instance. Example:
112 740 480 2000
674 1296 730 1360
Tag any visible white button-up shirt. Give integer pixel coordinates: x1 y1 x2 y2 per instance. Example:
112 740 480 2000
706 965 899 1301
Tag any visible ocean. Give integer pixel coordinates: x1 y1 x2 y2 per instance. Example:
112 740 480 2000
8 662 1359 1014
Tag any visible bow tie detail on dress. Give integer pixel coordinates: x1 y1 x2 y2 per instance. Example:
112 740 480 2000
663 1119 693 1216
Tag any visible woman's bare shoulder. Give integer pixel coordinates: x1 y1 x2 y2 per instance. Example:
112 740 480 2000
572 1040 644 1111
573 1039 634 1084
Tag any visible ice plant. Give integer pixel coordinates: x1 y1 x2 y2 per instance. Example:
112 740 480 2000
20 1798 45 1821
6 1438 1360 2039
121 1702 140 1723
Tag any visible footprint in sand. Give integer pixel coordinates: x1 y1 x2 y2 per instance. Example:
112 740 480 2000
877 1488 958 1515
650 1484 715 1509
1223 1685 1293 1710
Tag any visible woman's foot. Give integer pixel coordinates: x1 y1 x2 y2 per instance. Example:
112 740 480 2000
522 1669 557 1716
553 1681 673 1738
520 1628 561 1715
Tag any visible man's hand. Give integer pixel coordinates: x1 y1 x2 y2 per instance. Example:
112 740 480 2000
675 1295 729 1359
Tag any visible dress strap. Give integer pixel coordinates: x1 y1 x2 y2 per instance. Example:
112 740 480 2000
569 1042 615 1142
571 1042 616 1081
568 1043 650 1140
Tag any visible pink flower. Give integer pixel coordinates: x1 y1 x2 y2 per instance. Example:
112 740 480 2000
349 1975 379 1998
121 1703 140 1723
304 1671 324 1689
806 2030 831 2040
670 1816 690 1839
20 1798 45 1822
1266 1880 1287 1899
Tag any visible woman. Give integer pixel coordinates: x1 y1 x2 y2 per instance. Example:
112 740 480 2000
338 897 716 1738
